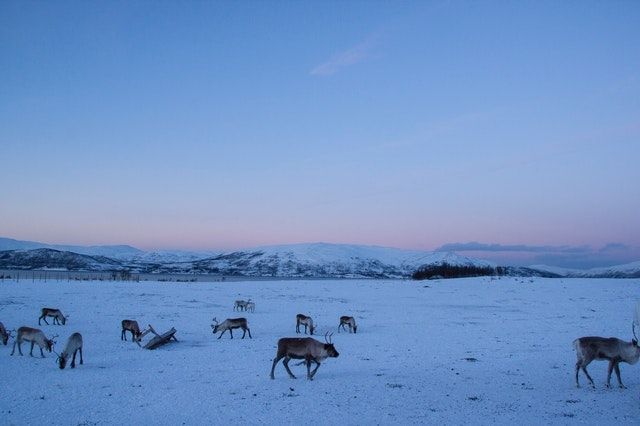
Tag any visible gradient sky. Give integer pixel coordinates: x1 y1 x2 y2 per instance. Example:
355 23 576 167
1 1 639 266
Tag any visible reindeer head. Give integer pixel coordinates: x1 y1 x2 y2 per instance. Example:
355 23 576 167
61 315 67 325
211 317 219 334
324 332 339 358
58 352 68 369
0 329 11 345
46 335 58 353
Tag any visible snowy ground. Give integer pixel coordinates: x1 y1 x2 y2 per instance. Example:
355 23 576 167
1 277 639 425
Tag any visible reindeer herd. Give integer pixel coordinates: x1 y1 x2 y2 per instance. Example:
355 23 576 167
1 299 355 380
2 296 639 388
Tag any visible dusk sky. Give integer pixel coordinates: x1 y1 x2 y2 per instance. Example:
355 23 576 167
1 1 639 267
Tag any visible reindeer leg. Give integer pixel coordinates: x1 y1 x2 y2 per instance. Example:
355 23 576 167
217 329 224 339
121 329 126 341
229 329 233 339
614 363 625 388
310 360 321 379
29 341 35 357
306 357 312 380
79 347 83 365
581 365 595 388
39 345 45 358
247 327 252 339
282 356 297 379
606 361 614 388
241 328 246 339
11 340 18 356
575 362 581 387
270 354 284 379
71 350 77 368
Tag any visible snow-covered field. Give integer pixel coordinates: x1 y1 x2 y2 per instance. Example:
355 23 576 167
1 277 639 425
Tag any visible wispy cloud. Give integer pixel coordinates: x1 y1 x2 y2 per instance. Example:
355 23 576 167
310 37 376 77
435 242 590 254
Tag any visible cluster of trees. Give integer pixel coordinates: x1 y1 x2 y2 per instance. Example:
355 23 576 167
412 263 496 280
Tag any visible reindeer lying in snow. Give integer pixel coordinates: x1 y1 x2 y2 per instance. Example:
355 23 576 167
211 317 252 339
57 332 83 369
270 332 339 380
338 316 357 334
573 336 640 388
11 327 56 358
0 322 13 345
39 308 67 325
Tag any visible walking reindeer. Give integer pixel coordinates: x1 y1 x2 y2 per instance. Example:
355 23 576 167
270 332 339 380
211 317 252 339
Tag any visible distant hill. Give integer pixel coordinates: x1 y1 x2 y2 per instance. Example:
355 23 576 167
1 238 638 279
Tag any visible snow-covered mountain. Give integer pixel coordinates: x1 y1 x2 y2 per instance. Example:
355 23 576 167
0 248 124 271
0 237 143 259
148 243 496 278
531 261 640 278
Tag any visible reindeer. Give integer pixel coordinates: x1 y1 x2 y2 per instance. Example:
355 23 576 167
39 308 67 325
234 300 248 311
0 322 13 345
338 316 357 334
121 320 150 345
245 301 255 313
211 317 252 339
296 314 315 335
270 332 339 380
57 332 83 369
573 336 640 388
11 327 56 358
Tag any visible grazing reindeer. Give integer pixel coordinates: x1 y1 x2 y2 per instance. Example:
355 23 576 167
338 316 357 334
270 332 339 380
121 320 149 345
11 327 56 358
234 300 248 311
0 322 13 345
246 301 255 313
57 332 83 369
573 336 640 388
211 317 252 339
296 314 315 335
39 308 67 325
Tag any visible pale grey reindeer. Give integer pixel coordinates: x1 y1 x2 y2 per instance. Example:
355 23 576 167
211 317 252 339
573 336 640 388
11 327 57 358
234 300 248 312
57 332 83 369
338 316 357 334
245 301 255 313
296 314 315 335
0 322 13 345
270 332 339 380
39 308 67 325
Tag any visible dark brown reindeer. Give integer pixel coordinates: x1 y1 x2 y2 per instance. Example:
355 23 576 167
39 308 67 325
11 327 57 358
0 322 13 345
338 316 357 334
211 317 252 339
270 332 339 380
573 336 640 388
296 314 315 335
57 332 83 369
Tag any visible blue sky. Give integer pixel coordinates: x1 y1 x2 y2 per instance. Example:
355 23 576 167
1 1 639 267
